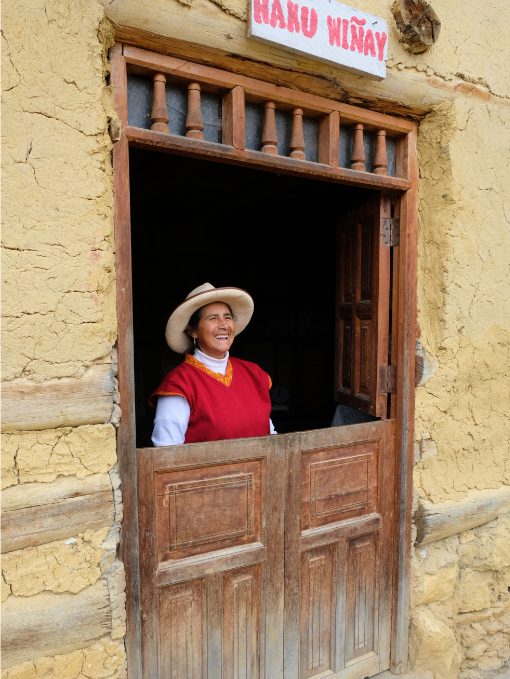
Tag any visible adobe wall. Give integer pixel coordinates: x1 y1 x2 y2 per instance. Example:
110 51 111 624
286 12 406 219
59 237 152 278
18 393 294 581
2 0 509 677
1 0 125 676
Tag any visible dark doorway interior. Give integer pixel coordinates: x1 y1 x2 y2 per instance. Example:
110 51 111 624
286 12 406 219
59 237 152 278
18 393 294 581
129 147 375 447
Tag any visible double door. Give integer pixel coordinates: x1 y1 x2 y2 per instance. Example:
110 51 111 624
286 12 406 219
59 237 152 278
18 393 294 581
137 418 396 679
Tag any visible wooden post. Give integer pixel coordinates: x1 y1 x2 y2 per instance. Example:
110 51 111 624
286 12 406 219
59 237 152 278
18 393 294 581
150 73 169 132
261 101 278 154
186 82 204 139
351 123 365 171
373 129 388 175
318 111 340 167
222 86 245 150
290 107 305 160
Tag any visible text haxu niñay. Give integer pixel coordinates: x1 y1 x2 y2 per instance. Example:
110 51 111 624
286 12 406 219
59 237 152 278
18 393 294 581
249 0 388 78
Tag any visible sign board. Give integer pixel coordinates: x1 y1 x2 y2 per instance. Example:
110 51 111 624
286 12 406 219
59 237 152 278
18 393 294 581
248 0 388 79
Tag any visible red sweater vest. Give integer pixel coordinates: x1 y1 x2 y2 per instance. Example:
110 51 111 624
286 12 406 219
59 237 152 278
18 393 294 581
152 355 272 443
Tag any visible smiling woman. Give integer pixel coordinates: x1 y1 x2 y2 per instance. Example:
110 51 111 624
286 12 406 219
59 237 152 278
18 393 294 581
150 283 277 446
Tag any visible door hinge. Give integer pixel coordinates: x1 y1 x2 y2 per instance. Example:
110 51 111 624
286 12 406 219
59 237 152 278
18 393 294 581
381 217 400 247
379 365 397 393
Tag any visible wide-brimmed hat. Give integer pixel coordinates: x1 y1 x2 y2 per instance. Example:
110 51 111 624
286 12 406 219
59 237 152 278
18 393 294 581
165 282 254 353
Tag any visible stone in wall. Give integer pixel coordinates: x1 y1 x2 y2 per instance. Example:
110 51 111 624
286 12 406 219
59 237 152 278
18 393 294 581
410 607 462 679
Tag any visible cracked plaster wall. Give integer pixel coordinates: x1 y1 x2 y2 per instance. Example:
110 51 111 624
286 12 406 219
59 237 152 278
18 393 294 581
2 0 116 382
2 0 510 678
410 5 510 676
1 0 125 676
412 97 510 678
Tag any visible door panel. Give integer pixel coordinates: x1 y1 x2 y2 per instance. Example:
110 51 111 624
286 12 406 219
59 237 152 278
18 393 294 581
285 420 395 679
138 420 395 679
158 579 205 679
137 436 285 679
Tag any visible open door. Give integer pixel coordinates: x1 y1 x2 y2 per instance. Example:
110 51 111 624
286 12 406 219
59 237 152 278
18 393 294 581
335 194 392 419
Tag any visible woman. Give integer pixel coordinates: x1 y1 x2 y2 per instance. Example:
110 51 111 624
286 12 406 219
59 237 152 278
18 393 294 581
151 282 277 446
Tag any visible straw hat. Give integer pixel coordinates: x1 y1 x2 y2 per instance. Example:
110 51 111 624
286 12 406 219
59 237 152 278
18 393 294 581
165 282 254 353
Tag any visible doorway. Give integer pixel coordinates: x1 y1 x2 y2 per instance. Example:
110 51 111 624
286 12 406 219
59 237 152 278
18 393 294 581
129 147 377 447
111 42 417 679
130 148 396 679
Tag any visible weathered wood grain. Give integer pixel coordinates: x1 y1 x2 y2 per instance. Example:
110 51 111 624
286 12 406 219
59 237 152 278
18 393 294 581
391 0 441 54
110 42 143 679
1 580 111 668
414 486 510 545
1 364 115 432
2 474 114 553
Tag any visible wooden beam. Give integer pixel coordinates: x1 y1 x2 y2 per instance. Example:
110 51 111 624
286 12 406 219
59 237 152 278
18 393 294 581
414 486 510 546
126 126 412 191
110 42 143 679
2 474 114 553
1 364 115 432
390 124 418 673
1 581 111 668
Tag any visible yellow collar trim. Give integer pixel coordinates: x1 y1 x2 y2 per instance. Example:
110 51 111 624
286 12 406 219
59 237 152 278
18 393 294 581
185 354 233 386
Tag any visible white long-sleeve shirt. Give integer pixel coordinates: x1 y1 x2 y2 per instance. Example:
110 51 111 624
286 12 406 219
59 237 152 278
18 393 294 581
152 349 276 446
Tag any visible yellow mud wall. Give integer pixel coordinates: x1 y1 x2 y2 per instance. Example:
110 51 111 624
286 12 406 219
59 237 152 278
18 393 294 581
412 98 510 678
2 0 510 678
1 0 125 676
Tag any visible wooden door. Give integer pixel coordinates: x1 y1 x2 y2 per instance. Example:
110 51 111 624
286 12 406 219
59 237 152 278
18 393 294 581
335 195 392 418
137 419 396 679
137 435 286 679
284 420 395 679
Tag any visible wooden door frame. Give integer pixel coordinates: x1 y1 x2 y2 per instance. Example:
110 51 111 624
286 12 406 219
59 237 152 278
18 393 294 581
110 40 417 679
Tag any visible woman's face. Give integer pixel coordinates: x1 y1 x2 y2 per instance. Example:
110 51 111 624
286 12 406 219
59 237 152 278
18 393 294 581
193 302 235 358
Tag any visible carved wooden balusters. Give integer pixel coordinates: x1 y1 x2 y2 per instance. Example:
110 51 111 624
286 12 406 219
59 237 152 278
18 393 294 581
373 129 388 175
351 123 365 171
262 103 308 159
261 101 277 154
185 82 204 139
147 71 390 175
350 124 388 174
290 107 305 160
150 77 205 139
150 73 169 132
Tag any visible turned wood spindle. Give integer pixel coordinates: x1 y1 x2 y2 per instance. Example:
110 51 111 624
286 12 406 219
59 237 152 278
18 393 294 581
351 123 365 171
373 129 388 175
290 108 305 160
185 82 204 139
261 101 278 154
150 73 169 133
